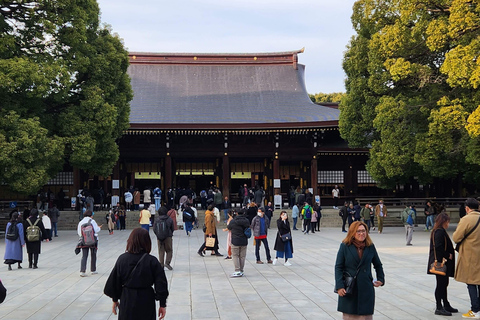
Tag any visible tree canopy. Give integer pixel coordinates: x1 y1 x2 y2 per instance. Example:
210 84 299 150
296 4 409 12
309 92 346 104
340 0 480 188
0 0 132 194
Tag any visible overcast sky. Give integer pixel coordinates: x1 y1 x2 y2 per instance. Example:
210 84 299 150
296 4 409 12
96 0 357 94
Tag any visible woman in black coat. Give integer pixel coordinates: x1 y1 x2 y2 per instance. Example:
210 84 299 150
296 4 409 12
273 211 293 266
24 209 48 269
427 212 457 316
104 228 169 320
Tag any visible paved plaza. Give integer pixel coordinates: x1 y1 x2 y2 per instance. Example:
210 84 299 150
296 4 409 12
0 221 472 319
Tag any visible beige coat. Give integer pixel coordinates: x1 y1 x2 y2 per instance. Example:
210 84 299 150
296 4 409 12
453 211 480 284
204 210 217 235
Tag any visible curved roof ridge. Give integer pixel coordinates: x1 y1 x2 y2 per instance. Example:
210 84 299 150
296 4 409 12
129 48 305 57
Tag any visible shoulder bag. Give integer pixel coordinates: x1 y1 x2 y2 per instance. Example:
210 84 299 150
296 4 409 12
455 216 480 252
281 232 292 242
429 229 447 276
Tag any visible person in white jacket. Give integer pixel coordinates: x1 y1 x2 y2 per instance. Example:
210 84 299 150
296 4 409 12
77 210 102 277
41 211 52 241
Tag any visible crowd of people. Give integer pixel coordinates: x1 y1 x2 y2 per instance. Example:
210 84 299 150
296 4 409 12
8 186 480 320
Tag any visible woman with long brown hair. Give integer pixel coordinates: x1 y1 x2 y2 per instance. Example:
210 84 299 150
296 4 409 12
427 212 457 316
335 221 384 319
104 228 169 319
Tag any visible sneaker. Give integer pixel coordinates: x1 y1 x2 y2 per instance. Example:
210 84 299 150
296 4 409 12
238 272 244 277
91 271 98 275
80 272 87 277
230 272 242 278
224 256 232 260
272 258 278 265
284 261 292 266
462 310 480 318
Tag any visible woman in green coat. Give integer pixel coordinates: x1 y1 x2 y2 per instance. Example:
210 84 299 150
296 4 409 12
335 221 385 319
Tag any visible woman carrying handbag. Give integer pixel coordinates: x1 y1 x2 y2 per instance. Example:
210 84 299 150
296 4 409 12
427 212 458 316
273 211 293 266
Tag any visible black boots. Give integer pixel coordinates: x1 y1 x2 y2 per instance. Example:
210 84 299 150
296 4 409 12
434 308 452 316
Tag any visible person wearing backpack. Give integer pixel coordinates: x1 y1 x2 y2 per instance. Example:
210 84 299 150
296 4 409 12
4 213 25 270
24 209 47 269
77 210 102 277
301 202 313 235
401 205 416 246
153 206 174 270
182 202 195 236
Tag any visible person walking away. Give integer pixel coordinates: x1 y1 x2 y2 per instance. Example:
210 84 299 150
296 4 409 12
77 210 102 276
167 207 178 231
301 202 313 235
273 211 293 266
375 200 387 234
133 188 140 211
453 198 480 319
222 210 235 260
24 209 48 269
214 188 223 211
143 187 152 210
292 203 299 230
332 185 340 209
251 207 272 264
361 203 372 231
222 196 232 223
4 213 25 270
182 203 195 236
228 209 250 277
335 221 385 319
104 228 169 320
41 211 52 241
153 186 162 212
197 205 223 257
125 190 133 212
339 202 349 233
139 205 151 231
149 202 156 227
154 207 174 270
401 205 416 246
427 213 457 316
47 204 60 237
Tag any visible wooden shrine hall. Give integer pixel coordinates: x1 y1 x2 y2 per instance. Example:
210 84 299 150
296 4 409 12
113 48 373 204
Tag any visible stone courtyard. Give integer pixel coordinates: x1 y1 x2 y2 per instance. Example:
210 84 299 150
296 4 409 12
0 217 472 319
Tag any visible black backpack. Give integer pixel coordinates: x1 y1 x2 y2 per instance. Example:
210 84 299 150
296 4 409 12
6 222 19 241
154 219 169 241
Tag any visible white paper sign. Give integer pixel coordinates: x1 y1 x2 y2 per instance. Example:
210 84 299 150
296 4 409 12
273 179 281 188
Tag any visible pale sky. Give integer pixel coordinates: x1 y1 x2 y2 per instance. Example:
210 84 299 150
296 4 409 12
96 0 357 94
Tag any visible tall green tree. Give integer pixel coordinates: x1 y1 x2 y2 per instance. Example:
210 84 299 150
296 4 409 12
0 1 132 194
340 0 480 188
309 92 346 103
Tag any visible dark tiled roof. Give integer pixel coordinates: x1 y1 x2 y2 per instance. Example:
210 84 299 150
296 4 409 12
127 63 339 128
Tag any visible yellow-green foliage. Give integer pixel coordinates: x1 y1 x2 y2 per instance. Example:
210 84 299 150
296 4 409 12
341 0 480 187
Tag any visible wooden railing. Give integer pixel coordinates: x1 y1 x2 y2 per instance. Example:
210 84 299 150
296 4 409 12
354 197 467 208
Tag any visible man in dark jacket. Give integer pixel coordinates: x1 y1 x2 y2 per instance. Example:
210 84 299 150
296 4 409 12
48 204 60 237
227 210 250 277
153 206 175 270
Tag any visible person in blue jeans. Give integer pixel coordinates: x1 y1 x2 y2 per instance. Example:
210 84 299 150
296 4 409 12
425 201 436 231
292 204 299 230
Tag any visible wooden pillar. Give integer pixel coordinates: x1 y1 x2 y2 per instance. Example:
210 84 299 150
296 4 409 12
311 158 318 197
273 158 280 195
165 155 172 190
222 155 230 197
